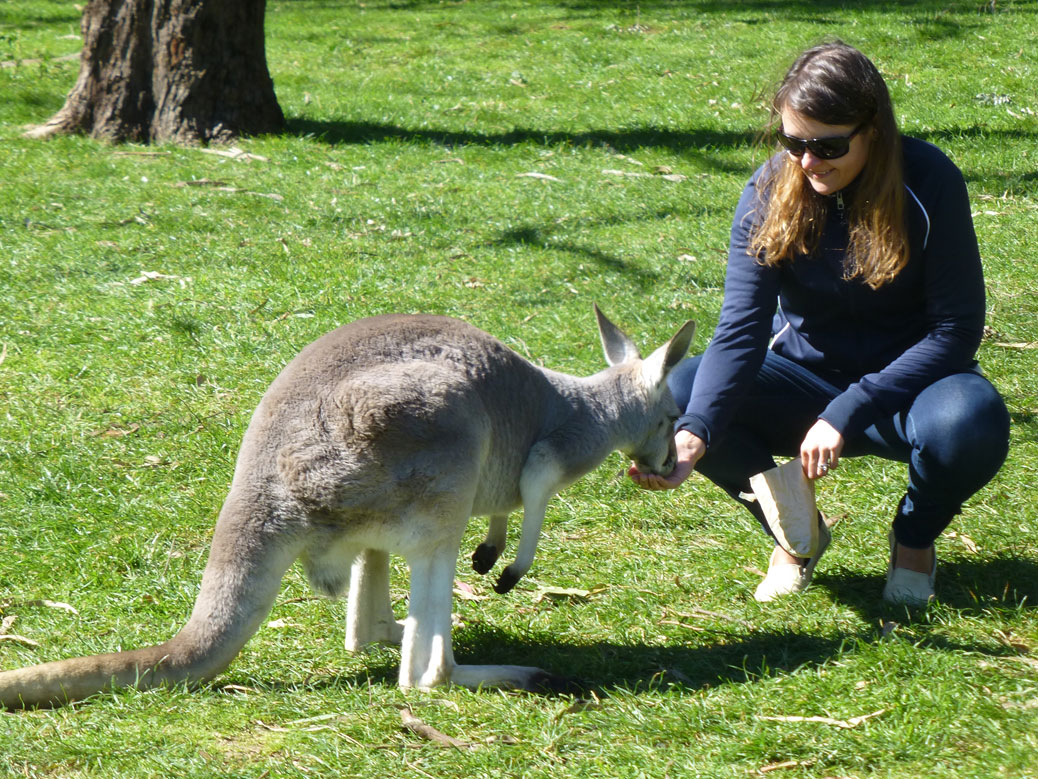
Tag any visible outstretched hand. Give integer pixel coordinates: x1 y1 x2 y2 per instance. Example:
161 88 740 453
628 430 706 491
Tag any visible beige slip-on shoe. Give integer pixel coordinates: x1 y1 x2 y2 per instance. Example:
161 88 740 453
882 529 936 606
754 517 831 602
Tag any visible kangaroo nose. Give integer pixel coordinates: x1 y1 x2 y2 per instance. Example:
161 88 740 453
634 439 677 477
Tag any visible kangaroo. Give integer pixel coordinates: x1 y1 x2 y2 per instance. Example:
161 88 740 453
0 305 693 708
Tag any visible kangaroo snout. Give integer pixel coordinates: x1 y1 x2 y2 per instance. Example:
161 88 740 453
631 433 678 477
634 451 676 478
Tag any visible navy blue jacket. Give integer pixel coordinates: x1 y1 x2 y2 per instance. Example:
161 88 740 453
678 136 986 447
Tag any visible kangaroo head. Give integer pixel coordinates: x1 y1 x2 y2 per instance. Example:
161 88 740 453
594 304 695 476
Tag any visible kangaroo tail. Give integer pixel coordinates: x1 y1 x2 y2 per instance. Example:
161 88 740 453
0 490 301 709
0 638 206 709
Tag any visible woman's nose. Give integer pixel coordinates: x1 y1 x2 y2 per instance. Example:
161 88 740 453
800 150 824 168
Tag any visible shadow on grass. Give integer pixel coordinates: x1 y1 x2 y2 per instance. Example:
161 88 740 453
215 553 1038 702
459 625 850 694
1009 411 1038 443
287 118 757 169
494 223 666 290
285 0 1029 19
328 554 1038 696
299 624 853 697
491 207 727 290
816 552 1038 620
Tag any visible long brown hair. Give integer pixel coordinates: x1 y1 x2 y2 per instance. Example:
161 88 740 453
750 42 908 289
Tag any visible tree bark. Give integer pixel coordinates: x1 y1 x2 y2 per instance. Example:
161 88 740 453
25 0 285 144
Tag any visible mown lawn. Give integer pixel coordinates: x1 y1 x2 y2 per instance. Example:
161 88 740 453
1 1 1036 776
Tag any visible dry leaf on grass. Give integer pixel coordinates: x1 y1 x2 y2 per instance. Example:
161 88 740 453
603 168 652 178
517 172 563 182
174 180 284 200
4 599 80 615
993 341 1038 350
994 629 1032 652
399 706 476 749
556 695 603 718
1007 656 1038 672
176 178 232 188
265 618 300 629
220 684 261 695
95 424 140 438
757 708 888 729
680 606 754 628
603 168 686 181
659 618 706 632
943 530 980 553
0 616 39 649
198 147 269 163
758 759 811 774
0 635 40 647
257 712 350 733
4 53 79 69
453 580 485 601
111 150 172 158
129 270 181 286
533 586 605 604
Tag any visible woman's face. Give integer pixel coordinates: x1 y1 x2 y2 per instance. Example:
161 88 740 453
780 107 871 196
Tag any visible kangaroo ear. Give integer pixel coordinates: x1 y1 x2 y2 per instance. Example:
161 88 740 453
640 319 695 386
594 303 641 366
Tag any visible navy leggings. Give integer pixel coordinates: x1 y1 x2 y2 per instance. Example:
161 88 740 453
668 352 1010 549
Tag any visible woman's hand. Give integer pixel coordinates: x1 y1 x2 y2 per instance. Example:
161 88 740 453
629 430 706 490
800 419 845 480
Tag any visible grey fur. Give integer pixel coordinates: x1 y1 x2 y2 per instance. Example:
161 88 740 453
0 306 693 707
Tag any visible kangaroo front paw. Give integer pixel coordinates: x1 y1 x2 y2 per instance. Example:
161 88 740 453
471 543 499 575
493 566 521 594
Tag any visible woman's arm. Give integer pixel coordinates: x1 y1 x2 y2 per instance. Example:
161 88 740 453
675 172 781 448
820 146 985 440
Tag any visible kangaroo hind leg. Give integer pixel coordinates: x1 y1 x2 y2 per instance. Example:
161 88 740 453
345 549 403 650
399 516 567 693
302 535 403 649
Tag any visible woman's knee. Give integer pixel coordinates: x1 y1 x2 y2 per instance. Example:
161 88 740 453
908 372 1009 466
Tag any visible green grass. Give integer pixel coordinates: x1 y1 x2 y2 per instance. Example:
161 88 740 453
1 0 1037 776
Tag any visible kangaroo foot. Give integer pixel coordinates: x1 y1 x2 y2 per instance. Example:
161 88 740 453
471 543 499 575
449 664 582 694
493 566 521 594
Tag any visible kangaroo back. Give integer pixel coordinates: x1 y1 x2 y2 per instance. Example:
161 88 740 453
263 315 563 517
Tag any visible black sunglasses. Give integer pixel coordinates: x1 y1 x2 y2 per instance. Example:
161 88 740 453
776 123 867 160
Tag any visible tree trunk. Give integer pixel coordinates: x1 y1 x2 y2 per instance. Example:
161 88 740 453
25 0 285 144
